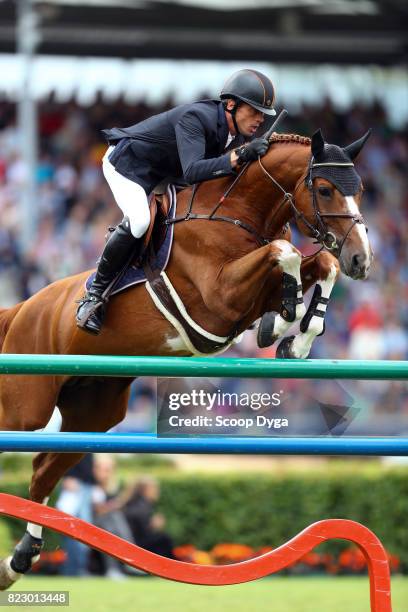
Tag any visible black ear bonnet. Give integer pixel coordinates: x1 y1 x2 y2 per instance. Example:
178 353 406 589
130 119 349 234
309 129 371 196
311 144 361 196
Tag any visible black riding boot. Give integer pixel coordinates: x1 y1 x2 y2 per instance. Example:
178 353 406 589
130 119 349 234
76 217 141 335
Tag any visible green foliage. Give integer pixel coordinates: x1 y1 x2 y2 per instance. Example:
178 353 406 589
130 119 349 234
0 483 61 552
1 465 407 572
0 453 34 485
0 520 13 557
0 453 33 472
157 468 408 570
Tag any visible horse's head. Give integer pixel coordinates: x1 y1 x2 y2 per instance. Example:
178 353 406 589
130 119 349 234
293 129 373 279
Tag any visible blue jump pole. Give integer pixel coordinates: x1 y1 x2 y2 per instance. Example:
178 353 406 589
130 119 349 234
0 433 407 456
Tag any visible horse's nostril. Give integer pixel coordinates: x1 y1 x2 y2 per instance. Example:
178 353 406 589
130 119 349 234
352 254 360 269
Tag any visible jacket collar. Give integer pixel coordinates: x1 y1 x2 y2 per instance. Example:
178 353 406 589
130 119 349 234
217 101 229 152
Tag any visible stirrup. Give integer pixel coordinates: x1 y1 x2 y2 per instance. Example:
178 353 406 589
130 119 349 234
75 292 107 330
75 293 106 307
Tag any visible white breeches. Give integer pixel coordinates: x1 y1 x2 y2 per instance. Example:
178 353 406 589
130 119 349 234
102 146 151 238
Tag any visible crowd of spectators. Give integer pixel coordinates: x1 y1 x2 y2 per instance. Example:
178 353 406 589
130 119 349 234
0 94 407 430
56 454 173 578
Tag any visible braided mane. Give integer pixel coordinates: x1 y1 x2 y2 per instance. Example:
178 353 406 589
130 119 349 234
269 133 311 146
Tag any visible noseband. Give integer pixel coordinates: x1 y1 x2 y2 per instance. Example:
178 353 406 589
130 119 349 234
258 155 367 256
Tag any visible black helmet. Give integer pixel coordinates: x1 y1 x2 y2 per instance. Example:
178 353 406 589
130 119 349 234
220 69 276 116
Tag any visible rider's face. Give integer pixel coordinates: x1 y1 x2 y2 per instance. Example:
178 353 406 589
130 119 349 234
227 100 265 137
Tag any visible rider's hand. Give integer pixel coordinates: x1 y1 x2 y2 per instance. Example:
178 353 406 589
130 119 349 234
235 137 269 163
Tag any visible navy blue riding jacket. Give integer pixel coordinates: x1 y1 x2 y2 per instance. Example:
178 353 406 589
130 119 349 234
102 100 245 193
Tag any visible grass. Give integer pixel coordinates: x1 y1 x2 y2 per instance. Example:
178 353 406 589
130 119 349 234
7 575 407 612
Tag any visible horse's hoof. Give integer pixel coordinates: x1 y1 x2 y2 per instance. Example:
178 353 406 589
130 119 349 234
0 557 21 591
257 312 280 348
276 336 296 359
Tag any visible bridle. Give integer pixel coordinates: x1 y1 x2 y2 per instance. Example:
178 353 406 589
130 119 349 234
258 154 366 255
166 151 367 257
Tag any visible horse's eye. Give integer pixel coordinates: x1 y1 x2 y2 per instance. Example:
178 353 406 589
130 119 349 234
318 186 331 198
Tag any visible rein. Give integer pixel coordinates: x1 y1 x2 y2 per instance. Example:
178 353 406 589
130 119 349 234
166 144 367 256
165 109 289 247
165 164 270 247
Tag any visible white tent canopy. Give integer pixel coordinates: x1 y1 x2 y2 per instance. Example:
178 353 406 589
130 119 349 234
0 55 406 127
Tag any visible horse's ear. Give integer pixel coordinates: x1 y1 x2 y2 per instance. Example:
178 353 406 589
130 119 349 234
343 129 372 161
311 129 325 158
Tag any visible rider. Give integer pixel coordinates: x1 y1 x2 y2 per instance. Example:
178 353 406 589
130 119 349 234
76 69 276 335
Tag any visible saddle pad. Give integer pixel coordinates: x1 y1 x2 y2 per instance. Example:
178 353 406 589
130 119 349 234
85 185 177 296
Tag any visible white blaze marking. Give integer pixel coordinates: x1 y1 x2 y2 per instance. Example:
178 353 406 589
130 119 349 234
345 196 371 267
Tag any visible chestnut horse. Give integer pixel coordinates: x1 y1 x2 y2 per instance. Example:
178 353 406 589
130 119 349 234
0 129 372 588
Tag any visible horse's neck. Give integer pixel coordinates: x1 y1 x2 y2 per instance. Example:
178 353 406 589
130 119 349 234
181 142 310 238
237 143 310 236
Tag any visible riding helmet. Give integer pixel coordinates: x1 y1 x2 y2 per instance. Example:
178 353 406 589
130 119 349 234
220 69 276 116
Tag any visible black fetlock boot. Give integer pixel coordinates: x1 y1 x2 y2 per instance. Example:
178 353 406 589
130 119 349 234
76 217 142 335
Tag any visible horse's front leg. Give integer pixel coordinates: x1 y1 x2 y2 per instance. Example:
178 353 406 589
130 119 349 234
256 241 306 348
203 239 305 331
276 251 340 359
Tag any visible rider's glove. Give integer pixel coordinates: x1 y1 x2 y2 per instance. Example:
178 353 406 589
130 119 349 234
235 137 269 163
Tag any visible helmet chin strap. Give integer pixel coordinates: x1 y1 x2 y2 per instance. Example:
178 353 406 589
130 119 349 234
225 100 241 136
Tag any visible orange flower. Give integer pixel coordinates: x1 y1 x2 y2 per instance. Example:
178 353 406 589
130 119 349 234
339 547 367 571
173 545 197 562
211 543 254 563
388 553 400 572
191 551 213 565
300 552 322 567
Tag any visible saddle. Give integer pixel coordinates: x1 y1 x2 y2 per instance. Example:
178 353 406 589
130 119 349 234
104 181 173 268
144 181 173 255
99 183 238 355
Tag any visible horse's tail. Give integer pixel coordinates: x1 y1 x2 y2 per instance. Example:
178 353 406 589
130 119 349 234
0 303 24 351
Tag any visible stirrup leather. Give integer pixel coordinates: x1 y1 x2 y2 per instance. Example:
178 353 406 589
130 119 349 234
76 293 106 307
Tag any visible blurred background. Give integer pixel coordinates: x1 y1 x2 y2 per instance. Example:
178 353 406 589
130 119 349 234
0 0 407 433
0 1 407 606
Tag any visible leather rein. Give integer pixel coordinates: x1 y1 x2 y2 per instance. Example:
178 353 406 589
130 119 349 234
165 163 271 247
165 151 367 256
